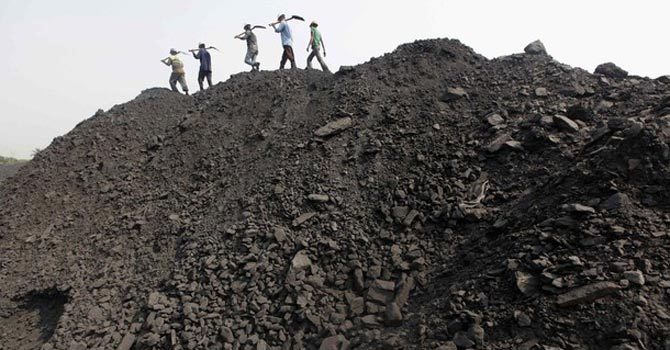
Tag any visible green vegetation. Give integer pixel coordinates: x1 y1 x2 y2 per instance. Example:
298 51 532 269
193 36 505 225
0 156 25 164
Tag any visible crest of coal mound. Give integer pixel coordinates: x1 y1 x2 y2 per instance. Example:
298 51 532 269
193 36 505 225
1 38 670 350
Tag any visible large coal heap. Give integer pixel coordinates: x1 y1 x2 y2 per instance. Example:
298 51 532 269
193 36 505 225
1 38 670 350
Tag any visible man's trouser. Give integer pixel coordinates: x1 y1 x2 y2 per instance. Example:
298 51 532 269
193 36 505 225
198 70 212 90
169 73 188 93
307 45 330 73
245 49 259 67
280 45 296 69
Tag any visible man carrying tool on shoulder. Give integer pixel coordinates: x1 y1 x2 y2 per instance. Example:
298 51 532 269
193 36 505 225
270 14 296 69
161 48 189 95
190 43 213 91
306 21 330 73
235 25 261 71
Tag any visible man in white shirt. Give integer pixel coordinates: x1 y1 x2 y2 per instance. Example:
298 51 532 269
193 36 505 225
270 14 296 69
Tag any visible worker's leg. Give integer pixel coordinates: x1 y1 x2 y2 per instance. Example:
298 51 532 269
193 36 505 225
178 74 189 95
315 48 331 73
286 46 296 69
280 46 289 69
252 51 260 70
206 71 213 88
169 73 179 92
306 50 316 69
197 71 205 91
244 50 254 67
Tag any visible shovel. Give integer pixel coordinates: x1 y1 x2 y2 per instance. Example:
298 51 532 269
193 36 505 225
269 15 305 26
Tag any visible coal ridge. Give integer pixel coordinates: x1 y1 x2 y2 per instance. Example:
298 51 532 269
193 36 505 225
0 38 669 349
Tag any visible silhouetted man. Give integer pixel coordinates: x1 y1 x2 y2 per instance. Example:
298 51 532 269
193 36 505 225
191 43 213 91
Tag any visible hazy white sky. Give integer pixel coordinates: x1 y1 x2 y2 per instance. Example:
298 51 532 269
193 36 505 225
0 0 668 158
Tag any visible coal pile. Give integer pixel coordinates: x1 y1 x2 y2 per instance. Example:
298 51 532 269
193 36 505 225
0 162 26 184
1 38 670 350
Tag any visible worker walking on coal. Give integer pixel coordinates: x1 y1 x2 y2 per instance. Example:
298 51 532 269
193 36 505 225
234 25 261 71
306 21 330 73
161 49 189 95
270 14 296 69
190 43 213 91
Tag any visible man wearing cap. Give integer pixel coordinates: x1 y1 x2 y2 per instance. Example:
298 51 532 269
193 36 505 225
235 25 260 71
192 43 213 91
161 49 189 95
306 21 330 73
270 14 296 69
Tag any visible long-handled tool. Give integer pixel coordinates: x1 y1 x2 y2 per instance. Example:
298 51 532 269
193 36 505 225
269 15 305 26
188 46 220 53
234 25 266 39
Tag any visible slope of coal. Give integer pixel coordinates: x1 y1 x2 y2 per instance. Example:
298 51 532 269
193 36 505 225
0 162 26 184
1 38 669 350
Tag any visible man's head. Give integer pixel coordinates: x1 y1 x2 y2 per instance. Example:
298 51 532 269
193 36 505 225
170 48 178 55
310 21 318 28
278 14 286 22
198 43 205 49
244 24 251 31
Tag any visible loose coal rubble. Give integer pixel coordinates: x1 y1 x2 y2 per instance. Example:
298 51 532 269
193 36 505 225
1 38 669 350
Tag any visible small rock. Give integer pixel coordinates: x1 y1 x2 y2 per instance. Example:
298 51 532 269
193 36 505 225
468 324 485 345
535 87 549 97
291 250 312 272
600 193 631 211
561 203 596 214
442 87 468 102
319 335 349 350
307 194 329 203
315 117 353 137
486 113 505 126
436 342 458 350
367 279 395 304
556 282 621 307
623 270 645 285
292 212 317 227
610 344 638 350
361 314 381 327
402 209 420 227
220 327 234 343
117 333 136 350
384 302 403 326
524 40 547 55
515 271 539 295
514 311 532 327
453 331 475 348
487 134 520 153
554 115 580 133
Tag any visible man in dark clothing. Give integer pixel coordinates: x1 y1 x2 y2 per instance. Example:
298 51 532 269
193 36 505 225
191 43 213 91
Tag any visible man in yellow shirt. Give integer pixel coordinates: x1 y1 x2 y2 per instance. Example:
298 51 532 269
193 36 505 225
161 49 189 95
